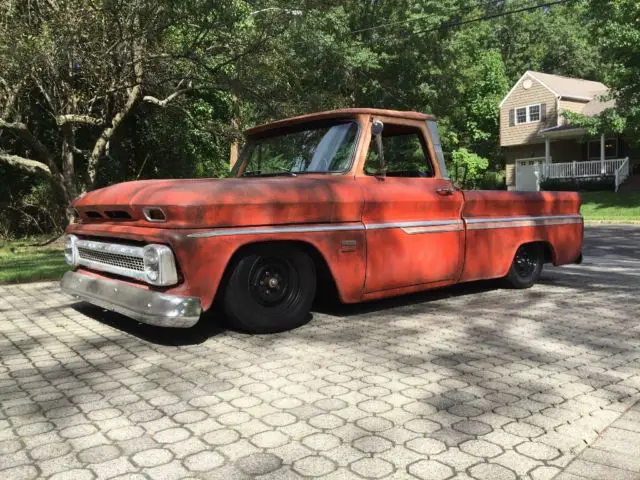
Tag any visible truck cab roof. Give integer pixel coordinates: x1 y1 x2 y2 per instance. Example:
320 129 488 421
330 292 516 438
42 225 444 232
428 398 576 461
245 108 437 136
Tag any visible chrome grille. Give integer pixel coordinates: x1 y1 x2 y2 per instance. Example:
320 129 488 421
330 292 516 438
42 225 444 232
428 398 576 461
74 239 147 282
77 247 144 271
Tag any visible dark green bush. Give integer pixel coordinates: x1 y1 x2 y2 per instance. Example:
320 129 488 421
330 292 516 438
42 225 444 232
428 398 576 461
476 171 507 190
0 164 66 239
540 176 615 192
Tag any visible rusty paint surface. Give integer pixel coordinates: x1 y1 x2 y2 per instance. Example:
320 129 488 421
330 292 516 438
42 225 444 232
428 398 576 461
66 109 583 312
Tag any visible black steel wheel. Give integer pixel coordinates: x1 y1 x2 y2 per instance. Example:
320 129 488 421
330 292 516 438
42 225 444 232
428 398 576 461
248 257 297 307
505 244 544 289
222 245 316 333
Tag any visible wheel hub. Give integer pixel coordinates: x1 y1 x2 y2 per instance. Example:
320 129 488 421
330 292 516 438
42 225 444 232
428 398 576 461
249 259 291 306
514 247 537 277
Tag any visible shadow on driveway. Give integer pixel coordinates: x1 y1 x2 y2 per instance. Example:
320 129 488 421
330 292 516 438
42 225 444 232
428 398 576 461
71 303 227 346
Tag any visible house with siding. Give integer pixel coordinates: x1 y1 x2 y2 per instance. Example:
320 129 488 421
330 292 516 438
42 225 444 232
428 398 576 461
499 71 637 191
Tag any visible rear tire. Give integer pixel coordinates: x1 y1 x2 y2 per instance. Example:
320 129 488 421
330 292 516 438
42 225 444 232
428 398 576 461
505 244 544 289
222 245 316 333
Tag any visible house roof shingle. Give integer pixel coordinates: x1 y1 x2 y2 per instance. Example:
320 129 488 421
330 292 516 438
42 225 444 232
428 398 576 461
582 97 616 116
526 71 608 100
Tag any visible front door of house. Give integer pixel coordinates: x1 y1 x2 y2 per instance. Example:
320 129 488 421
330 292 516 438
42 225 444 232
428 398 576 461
516 159 540 191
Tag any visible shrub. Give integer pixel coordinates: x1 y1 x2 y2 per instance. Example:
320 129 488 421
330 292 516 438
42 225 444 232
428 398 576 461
477 171 506 190
0 164 66 240
448 148 490 188
540 176 615 192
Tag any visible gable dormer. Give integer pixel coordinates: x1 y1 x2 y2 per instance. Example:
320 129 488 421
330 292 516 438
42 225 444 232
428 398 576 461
500 72 558 147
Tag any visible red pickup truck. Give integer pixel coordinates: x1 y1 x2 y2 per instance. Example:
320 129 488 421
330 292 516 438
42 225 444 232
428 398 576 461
61 109 583 333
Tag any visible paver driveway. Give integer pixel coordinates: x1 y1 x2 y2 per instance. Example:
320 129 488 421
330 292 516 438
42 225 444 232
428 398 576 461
1 225 639 480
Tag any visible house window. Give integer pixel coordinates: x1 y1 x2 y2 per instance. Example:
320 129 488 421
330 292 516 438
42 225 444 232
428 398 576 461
514 104 541 124
588 138 618 159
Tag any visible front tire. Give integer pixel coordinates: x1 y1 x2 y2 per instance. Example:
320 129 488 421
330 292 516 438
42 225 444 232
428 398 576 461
222 245 316 333
505 244 544 289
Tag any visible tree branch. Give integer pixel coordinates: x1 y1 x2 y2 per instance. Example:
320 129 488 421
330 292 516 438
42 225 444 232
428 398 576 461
32 76 57 118
86 38 145 186
0 117 71 204
56 114 103 126
0 153 52 175
0 119 57 170
143 88 193 107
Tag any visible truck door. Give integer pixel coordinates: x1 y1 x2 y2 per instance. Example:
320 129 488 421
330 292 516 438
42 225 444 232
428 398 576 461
356 118 465 293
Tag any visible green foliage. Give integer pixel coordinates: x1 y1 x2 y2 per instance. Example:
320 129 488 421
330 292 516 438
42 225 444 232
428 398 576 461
540 176 616 192
562 109 627 137
587 0 640 143
449 148 489 188
0 164 66 239
477 171 506 191
1 0 628 237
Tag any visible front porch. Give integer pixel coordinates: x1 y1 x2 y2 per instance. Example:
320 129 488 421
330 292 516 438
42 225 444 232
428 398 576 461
541 157 630 191
513 126 633 191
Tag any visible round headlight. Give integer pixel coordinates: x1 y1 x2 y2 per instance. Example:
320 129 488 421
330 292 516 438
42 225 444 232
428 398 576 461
145 267 159 282
143 247 159 265
143 246 161 283
141 244 178 286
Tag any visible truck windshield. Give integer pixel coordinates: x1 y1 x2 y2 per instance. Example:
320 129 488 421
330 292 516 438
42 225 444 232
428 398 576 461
234 121 359 177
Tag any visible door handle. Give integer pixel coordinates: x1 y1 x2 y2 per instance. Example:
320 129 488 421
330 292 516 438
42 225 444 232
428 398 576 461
436 187 455 196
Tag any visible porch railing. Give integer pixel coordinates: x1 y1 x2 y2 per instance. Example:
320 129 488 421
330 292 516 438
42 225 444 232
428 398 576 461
541 158 629 180
615 157 630 192
541 158 629 182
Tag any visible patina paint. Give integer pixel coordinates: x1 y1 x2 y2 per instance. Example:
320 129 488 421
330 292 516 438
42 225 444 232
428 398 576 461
66 108 583 313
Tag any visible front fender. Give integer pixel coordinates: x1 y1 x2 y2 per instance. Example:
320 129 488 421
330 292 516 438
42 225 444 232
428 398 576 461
67 223 367 311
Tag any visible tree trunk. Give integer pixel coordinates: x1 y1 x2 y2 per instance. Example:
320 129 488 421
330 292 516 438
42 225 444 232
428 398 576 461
61 123 78 200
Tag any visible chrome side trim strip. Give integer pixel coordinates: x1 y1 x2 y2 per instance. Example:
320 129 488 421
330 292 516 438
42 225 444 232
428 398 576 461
466 214 583 231
187 223 365 238
187 214 581 238
188 220 464 239
401 224 464 235
365 219 462 231
465 214 582 224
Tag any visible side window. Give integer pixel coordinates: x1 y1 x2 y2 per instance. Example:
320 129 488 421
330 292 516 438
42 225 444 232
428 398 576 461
364 125 434 177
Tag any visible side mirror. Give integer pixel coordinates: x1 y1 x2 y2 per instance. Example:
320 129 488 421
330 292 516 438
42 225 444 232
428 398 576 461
371 120 386 178
372 120 384 136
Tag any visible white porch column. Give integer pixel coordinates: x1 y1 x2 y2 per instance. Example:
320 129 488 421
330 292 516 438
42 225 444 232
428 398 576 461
600 133 605 174
543 137 551 180
545 137 551 163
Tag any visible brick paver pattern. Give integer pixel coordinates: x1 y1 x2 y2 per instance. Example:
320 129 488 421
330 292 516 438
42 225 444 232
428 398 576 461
1 225 639 480
556 400 640 480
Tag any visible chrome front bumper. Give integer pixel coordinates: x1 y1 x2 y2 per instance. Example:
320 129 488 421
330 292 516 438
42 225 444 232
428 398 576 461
61 271 201 328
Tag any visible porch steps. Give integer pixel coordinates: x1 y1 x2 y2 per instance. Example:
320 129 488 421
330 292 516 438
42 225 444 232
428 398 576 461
618 173 640 192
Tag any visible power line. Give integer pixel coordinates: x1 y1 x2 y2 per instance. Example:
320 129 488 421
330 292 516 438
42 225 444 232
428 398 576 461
352 0 508 35
367 0 575 44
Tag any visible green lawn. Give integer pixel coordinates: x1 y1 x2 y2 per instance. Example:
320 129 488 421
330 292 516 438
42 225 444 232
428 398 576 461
580 191 640 222
0 237 68 284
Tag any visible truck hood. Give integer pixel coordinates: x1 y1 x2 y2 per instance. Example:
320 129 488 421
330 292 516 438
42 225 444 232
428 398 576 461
73 176 363 229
